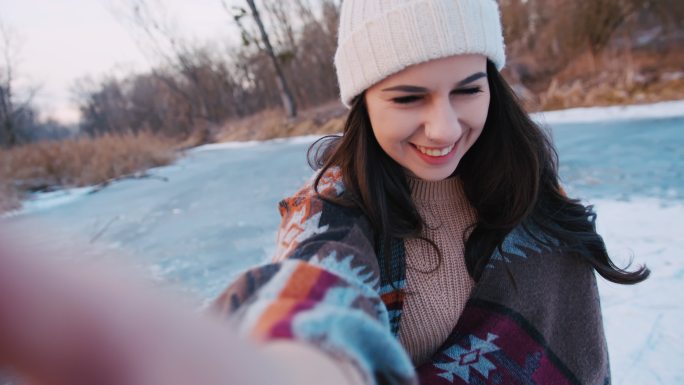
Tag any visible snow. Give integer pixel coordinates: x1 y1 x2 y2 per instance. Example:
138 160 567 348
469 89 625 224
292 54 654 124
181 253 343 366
192 134 326 152
593 198 684 384
532 99 684 125
21 187 96 214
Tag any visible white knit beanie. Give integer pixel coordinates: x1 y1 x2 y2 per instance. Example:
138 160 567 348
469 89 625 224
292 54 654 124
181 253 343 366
334 0 506 108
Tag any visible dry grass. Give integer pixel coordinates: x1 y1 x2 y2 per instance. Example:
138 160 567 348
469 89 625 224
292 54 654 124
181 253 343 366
537 70 684 111
215 100 347 142
0 131 178 213
534 49 684 111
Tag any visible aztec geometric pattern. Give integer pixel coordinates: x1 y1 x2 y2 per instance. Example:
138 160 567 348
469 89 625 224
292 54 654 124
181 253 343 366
416 299 579 385
486 223 559 267
433 333 501 383
377 236 408 337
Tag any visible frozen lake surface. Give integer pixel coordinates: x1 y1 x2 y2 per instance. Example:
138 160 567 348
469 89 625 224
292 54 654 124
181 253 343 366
3 101 683 384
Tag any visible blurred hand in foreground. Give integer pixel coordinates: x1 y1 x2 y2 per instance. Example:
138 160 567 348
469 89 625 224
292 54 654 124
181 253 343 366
0 225 296 385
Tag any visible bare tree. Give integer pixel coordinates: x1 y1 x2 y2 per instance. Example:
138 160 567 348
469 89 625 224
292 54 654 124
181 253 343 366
243 0 297 118
233 0 340 108
0 22 37 148
107 0 232 140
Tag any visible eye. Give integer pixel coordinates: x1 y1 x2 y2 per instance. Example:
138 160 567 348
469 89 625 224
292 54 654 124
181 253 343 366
391 87 482 104
452 87 483 96
391 95 423 104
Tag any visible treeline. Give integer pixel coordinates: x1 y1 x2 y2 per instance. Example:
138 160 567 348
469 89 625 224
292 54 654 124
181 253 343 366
2 0 683 148
75 0 341 140
0 104 72 147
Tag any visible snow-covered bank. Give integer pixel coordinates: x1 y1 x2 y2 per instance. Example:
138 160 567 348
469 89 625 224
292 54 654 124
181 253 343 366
196 99 684 152
1 187 96 219
192 134 325 152
533 99 684 125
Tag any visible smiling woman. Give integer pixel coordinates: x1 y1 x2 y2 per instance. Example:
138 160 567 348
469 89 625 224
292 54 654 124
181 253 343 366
213 0 649 384
0 1 651 385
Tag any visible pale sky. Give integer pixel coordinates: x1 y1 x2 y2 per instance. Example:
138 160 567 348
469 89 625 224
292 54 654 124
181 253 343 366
1 0 242 124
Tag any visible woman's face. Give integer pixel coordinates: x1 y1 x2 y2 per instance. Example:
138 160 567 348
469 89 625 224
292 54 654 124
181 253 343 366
364 54 490 181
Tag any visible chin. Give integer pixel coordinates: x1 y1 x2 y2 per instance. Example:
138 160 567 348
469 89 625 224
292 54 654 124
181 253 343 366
409 167 458 181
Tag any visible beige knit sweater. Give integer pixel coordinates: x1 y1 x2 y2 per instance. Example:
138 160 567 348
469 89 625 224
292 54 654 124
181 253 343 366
398 176 478 366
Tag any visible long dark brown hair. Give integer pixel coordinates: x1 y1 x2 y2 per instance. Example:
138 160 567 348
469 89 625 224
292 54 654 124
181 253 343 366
308 60 649 285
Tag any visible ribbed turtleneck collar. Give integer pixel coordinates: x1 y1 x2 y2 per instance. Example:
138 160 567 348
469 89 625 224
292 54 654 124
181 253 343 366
406 175 466 202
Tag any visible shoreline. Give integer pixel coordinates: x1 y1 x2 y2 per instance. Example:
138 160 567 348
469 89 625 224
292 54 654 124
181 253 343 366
197 99 684 152
533 99 684 125
2 99 682 218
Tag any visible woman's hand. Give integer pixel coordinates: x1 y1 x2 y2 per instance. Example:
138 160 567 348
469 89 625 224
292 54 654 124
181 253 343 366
0 225 296 385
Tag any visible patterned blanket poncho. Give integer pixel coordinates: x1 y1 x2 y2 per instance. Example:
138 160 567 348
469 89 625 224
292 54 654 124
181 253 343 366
211 168 610 385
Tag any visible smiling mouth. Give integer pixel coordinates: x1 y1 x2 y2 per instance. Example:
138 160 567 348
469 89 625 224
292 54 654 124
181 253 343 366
413 143 456 157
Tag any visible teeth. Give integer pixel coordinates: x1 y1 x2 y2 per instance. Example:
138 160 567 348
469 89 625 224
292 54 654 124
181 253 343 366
416 144 454 157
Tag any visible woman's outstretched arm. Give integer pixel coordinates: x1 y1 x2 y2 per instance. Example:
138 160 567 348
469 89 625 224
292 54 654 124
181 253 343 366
212 170 418 385
0 226 357 385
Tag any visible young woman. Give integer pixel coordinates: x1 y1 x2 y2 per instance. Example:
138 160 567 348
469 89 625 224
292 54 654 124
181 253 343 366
212 1 649 384
0 1 648 385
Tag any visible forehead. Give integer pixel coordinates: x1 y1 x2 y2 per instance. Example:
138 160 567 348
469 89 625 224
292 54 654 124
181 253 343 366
371 54 487 90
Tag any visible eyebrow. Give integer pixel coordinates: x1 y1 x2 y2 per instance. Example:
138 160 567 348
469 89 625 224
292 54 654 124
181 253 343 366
381 71 487 93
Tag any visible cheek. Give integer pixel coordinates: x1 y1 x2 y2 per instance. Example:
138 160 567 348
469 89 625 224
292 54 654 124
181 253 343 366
464 94 490 136
475 94 491 126
369 109 420 149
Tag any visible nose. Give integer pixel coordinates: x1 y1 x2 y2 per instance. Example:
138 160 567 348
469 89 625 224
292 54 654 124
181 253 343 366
424 97 464 144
